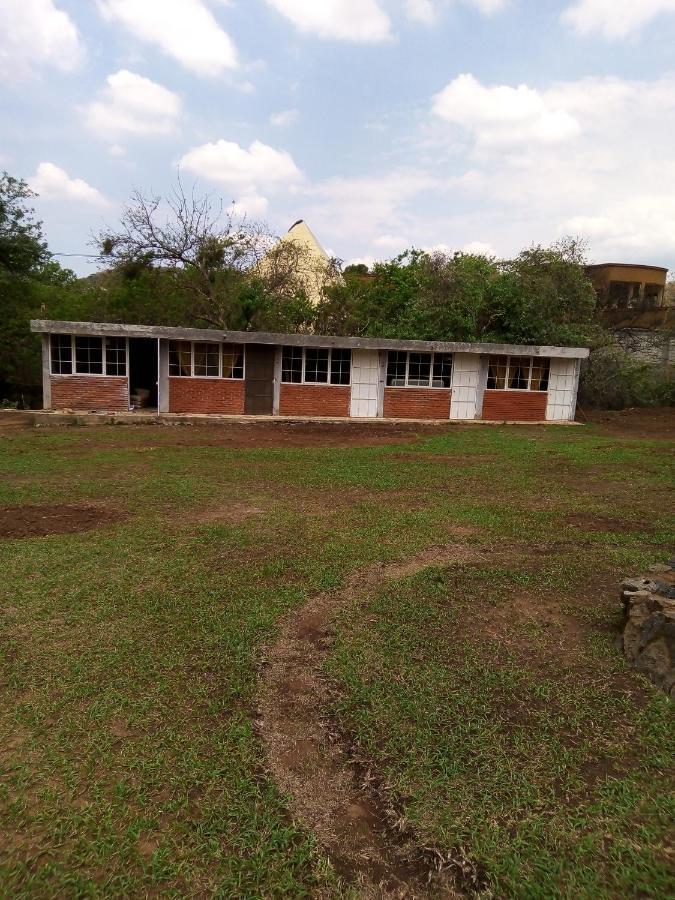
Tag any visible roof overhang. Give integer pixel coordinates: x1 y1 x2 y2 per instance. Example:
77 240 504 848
30 320 590 359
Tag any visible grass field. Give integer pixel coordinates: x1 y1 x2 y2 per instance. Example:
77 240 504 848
0 413 673 898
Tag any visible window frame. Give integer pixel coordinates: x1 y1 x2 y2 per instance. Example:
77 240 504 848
486 355 550 392
50 334 129 378
168 341 245 380
386 351 453 389
281 347 352 386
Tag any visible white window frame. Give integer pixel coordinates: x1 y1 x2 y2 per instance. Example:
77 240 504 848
281 347 352 386
487 356 550 392
386 351 453 389
49 334 129 378
168 341 246 380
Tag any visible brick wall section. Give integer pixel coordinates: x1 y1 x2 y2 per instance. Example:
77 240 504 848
482 390 548 421
383 387 451 419
50 376 128 411
279 384 350 417
169 378 245 414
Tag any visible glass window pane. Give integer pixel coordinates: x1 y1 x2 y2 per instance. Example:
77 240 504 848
105 337 127 376
407 352 432 386
508 357 530 390
169 341 192 376
282 347 302 383
222 343 244 379
194 342 219 377
487 355 507 390
530 358 550 391
386 351 407 386
330 349 351 385
432 353 453 388
75 336 103 375
304 348 329 383
50 334 72 375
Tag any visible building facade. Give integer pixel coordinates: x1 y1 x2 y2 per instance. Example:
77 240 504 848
586 263 669 309
31 320 589 422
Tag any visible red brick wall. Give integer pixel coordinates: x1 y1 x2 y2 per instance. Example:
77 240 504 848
482 390 548 421
279 384 350 417
50 376 128 411
168 378 245 414
383 387 451 419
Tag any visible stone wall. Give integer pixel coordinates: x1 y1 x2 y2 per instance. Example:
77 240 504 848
620 563 675 698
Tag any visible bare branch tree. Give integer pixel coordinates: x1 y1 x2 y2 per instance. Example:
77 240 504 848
93 177 275 328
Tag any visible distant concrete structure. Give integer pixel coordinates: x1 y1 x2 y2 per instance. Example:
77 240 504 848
258 220 339 306
586 263 669 310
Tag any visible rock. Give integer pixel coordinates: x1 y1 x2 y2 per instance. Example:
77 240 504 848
620 572 675 697
648 564 673 575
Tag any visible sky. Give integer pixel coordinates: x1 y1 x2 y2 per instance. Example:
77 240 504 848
1 0 675 276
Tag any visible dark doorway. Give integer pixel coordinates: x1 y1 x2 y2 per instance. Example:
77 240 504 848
245 345 275 415
129 338 158 409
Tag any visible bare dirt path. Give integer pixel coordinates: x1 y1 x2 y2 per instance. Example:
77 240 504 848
257 545 488 899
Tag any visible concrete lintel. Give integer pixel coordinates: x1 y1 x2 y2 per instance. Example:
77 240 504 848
30 320 590 360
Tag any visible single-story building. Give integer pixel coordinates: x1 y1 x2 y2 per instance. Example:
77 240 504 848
30 320 589 422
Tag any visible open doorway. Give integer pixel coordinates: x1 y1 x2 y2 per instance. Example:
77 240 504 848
128 338 158 409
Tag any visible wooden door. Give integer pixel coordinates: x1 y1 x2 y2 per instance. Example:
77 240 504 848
244 345 275 415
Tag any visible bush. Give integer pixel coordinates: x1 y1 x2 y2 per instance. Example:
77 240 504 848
579 345 675 410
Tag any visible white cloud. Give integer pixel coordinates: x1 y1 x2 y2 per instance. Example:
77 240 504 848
461 240 499 257
84 70 182 139
270 108 300 127
98 0 238 75
0 0 83 80
305 170 439 249
562 0 675 39
405 0 436 24
433 73 581 146
405 0 508 23
180 139 302 215
29 163 107 205
431 73 675 261
265 0 392 42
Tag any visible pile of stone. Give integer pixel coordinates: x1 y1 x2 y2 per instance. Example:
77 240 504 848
620 562 675 699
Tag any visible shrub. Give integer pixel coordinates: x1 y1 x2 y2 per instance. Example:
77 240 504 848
579 345 675 410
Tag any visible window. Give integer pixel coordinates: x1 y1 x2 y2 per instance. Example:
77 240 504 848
282 347 303 383
51 334 128 376
386 351 453 388
75 336 103 374
50 335 72 374
304 348 329 383
194 342 220 377
330 349 351 386
169 341 245 379
105 337 127 376
169 341 192 377
487 356 550 391
281 347 352 385
222 344 244 379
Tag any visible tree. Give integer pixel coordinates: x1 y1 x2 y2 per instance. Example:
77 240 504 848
0 172 50 276
95 180 305 329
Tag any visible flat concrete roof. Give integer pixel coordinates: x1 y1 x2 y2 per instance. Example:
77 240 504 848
586 263 668 274
30 320 590 359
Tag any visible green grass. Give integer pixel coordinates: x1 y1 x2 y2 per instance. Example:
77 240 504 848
0 419 673 897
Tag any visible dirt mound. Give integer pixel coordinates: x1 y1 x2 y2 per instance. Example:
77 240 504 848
0 505 124 538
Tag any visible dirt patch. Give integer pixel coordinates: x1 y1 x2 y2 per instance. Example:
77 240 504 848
189 502 266 526
563 512 653 533
257 544 495 898
0 505 124 539
581 407 675 439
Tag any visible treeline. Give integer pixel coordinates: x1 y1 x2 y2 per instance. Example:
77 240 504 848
1 172 672 409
